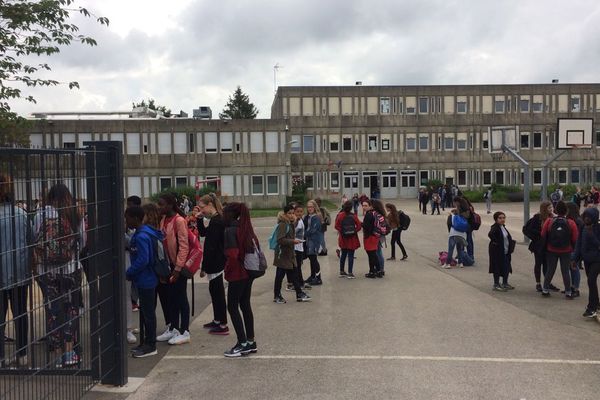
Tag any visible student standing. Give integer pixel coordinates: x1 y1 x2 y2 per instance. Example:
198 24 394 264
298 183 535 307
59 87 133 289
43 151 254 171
222 203 259 357
566 202 583 297
488 212 516 291
315 198 330 256
352 194 360 215
523 201 556 292
443 210 469 268
372 200 387 275
304 200 323 285
125 206 163 358
361 200 381 278
334 201 361 278
572 207 600 318
156 193 191 345
197 193 229 335
484 188 492 214
386 203 408 261
292 204 310 289
541 201 579 298
273 205 310 303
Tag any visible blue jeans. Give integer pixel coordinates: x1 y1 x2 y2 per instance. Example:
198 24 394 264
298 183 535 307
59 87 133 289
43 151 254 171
448 236 471 265
570 263 581 289
340 249 355 274
377 243 385 271
466 231 474 258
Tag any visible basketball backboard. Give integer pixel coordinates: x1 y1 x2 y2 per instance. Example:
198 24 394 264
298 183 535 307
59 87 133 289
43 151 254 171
489 126 518 154
557 118 593 149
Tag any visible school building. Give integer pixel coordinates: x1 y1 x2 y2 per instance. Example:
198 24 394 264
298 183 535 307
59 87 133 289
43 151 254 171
27 83 600 207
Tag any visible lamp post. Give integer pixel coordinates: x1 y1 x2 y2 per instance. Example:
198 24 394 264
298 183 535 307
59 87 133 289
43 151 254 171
286 139 298 200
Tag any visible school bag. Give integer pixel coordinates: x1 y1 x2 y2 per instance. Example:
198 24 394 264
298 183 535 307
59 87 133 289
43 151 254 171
152 237 171 279
244 239 268 279
372 211 390 237
522 215 539 241
550 191 561 203
36 214 77 265
268 223 290 250
547 217 571 248
452 214 469 233
171 216 204 279
399 212 411 231
470 210 482 230
340 213 357 237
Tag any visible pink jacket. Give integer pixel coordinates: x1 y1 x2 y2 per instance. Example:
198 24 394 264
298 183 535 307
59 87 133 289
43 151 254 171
160 215 189 271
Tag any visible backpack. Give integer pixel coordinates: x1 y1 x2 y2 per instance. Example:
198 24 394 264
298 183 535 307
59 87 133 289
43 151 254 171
550 191 560 202
340 213 357 237
37 215 77 265
151 237 171 279
268 223 290 250
483 191 489 199
470 211 482 230
522 216 538 241
452 214 469 233
171 217 204 279
372 211 390 237
399 213 411 231
547 217 571 248
244 239 268 279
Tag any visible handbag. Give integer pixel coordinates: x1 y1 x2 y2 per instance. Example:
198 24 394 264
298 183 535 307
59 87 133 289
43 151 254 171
244 239 267 278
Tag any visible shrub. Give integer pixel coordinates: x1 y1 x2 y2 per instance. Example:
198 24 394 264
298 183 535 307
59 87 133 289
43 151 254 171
149 185 213 204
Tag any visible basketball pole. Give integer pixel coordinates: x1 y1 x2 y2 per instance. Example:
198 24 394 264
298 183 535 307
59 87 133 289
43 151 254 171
540 150 567 201
501 143 531 243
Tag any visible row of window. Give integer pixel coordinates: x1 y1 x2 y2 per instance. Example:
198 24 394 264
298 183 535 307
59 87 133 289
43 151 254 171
282 93 600 117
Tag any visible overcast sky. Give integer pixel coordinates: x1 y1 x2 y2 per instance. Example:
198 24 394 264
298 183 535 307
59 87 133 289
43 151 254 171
10 0 600 118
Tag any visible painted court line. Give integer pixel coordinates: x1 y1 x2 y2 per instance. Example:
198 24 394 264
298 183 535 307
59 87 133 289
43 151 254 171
163 354 600 365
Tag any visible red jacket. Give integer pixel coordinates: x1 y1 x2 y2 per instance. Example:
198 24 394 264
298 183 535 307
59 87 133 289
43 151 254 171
223 225 249 282
334 211 362 250
541 216 578 254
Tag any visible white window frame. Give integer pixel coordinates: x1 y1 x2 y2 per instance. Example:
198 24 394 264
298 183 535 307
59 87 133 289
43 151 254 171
330 172 340 189
303 135 315 153
456 101 467 114
304 172 314 189
571 168 580 184
558 169 568 185
520 98 530 113
418 135 429 151
381 134 391 152
457 169 467 186
329 135 340 152
220 132 233 153
483 170 492 185
250 132 264 153
368 135 378 152
494 99 505 113
444 135 455 151
266 175 279 195
159 176 173 191
533 168 542 185
495 170 505 185
406 135 417 152
251 175 264 195
342 135 353 152
520 132 530 149
533 131 543 149
175 176 188 188
419 97 429 114
290 134 301 153
204 132 218 153
380 97 390 114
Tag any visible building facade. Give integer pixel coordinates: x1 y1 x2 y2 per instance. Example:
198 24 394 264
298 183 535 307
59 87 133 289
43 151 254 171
28 83 600 205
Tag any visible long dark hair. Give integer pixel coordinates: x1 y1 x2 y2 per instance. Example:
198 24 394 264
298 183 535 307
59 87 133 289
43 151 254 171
46 183 80 230
159 192 185 217
385 203 400 227
371 199 386 216
223 202 258 257
566 202 580 220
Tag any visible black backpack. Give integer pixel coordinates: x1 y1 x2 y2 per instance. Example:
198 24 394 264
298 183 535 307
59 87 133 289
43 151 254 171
340 213 356 237
547 217 571 248
152 237 171 279
399 213 411 231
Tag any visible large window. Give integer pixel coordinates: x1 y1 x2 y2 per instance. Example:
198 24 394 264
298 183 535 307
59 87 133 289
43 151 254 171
291 135 301 152
495 100 505 113
520 132 530 149
533 169 542 184
368 135 378 151
406 137 416 151
533 132 542 149
520 99 530 112
303 135 314 152
175 177 188 188
330 172 340 189
381 136 390 151
419 136 429 151
458 170 466 186
495 170 504 185
220 132 233 152
251 176 264 195
160 177 172 191
482 132 489 149
250 132 263 153
571 95 580 112
304 173 314 189
456 101 467 113
205 132 217 153
267 175 279 194
380 97 390 114
483 171 492 185
419 97 429 114
329 135 340 152
533 100 543 112
457 136 467 150
444 136 454 150
342 136 353 152
558 170 567 184
571 169 580 184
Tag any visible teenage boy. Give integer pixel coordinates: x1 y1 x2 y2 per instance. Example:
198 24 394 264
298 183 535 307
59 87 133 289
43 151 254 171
125 206 164 358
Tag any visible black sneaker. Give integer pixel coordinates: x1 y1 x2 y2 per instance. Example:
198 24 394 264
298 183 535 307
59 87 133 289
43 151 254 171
339 271 348 277
565 293 574 300
401 255 408 261
305 277 315 285
365 272 376 279
273 295 286 304
318 251 327 256
493 284 507 292
203 321 220 330
376 271 384 278
572 289 580 298
301 283 312 290
285 284 295 292
583 309 598 318
244 341 258 354
311 277 323 285
502 283 515 290
296 292 312 302
548 284 560 292
541 290 551 297
132 345 157 358
386 257 395 261
224 343 246 358
535 283 542 292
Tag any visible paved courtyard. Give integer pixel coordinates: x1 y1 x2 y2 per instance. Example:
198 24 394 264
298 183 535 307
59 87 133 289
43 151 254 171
94 200 600 400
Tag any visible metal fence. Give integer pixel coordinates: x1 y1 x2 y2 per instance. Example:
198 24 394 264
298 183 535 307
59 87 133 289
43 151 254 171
0 142 126 400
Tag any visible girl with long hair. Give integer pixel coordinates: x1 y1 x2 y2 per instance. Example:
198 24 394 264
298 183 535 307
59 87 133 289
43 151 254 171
523 201 557 292
488 211 516 291
385 203 408 261
372 199 387 275
334 200 361 278
156 193 191 345
222 202 259 357
361 199 382 278
196 193 229 335
566 202 583 297
304 200 323 285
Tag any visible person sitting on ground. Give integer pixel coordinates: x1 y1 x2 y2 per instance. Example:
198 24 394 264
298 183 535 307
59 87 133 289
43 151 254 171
488 211 516 292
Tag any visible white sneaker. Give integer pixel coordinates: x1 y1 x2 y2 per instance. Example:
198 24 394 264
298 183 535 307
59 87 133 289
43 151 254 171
157 328 179 342
457 263 464 268
127 330 137 344
442 264 452 269
168 330 190 345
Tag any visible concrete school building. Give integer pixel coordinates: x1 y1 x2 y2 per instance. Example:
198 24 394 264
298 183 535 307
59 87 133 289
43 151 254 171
27 83 600 206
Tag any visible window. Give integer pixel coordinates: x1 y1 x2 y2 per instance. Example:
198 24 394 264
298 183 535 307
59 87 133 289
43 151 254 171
406 97 416 114
457 137 467 150
380 97 390 114
267 175 278 194
495 170 504 185
444 136 454 150
250 132 263 153
483 171 492 185
304 173 314 189
291 135 301 152
456 101 467 113
533 132 542 149
220 132 233 152
406 137 416 151
303 135 315 152
235 133 241 152
533 169 542 184
381 138 390 151
330 172 340 189
205 132 217 153
571 96 580 112
420 171 429 186
329 135 339 151
419 136 429 151
160 177 172 191
251 176 264 195
520 99 530 112
495 100 505 113
63 142 75 149
342 136 352 151
596 170 600 183
419 97 429 113
533 100 543 112
571 169 580 184
558 170 567 184
265 132 277 153
520 132 530 149
368 135 378 151
482 132 489 149
188 133 196 153
597 130 600 146
175 177 187 188
458 170 466 186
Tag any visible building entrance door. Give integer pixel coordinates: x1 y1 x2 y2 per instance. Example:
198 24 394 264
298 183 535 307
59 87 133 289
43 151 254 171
400 170 417 198
342 172 359 198
381 171 397 198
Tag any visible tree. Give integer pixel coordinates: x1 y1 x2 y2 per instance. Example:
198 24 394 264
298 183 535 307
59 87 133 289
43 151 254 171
132 98 172 117
219 86 258 119
0 1 109 123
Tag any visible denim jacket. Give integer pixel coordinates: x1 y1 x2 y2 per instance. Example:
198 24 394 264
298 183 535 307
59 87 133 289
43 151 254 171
0 203 31 288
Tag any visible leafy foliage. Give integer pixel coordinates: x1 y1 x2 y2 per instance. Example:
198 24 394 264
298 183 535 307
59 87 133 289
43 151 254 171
132 98 171 117
219 86 258 119
0 115 31 145
0 0 109 123
149 185 214 204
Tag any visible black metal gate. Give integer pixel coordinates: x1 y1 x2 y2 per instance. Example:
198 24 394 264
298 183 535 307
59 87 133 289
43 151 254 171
0 142 127 400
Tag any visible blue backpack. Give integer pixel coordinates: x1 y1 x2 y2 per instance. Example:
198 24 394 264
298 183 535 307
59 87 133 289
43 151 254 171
268 223 290 250
452 214 469 233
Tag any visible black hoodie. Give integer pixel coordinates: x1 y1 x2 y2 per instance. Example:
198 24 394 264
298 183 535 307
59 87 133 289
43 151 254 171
572 207 600 264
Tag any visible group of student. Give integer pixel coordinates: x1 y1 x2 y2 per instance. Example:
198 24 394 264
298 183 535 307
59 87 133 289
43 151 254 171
125 193 258 358
523 199 600 318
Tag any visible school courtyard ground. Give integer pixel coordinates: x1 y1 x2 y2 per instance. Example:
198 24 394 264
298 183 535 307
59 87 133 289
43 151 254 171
87 200 600 400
